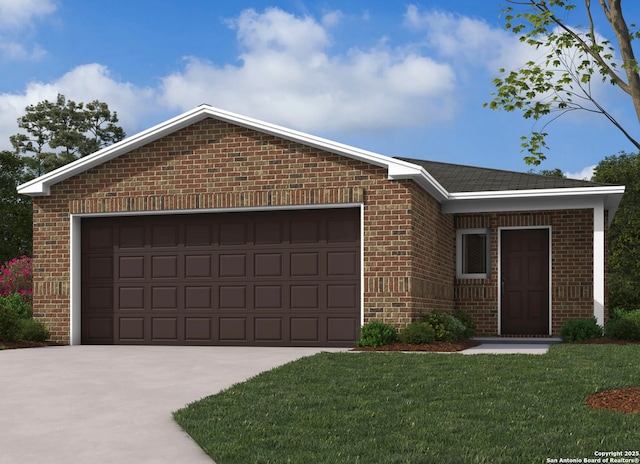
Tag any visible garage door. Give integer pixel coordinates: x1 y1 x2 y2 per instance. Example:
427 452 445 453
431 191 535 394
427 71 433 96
81 208 360 346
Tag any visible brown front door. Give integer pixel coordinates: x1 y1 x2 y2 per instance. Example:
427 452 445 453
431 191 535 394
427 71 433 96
501 229 549 335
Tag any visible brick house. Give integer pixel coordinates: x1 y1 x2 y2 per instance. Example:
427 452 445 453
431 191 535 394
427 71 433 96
18 105 625 346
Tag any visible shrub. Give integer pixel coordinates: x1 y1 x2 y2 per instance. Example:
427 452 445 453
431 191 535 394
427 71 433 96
0 304 23 342
400 322 435 344
419 311 467 342
0 256 33 302
0 292 33 319
559 318 603 342
605 310 640 341
357 321 398 347
20 318 49 342
452 310 476 339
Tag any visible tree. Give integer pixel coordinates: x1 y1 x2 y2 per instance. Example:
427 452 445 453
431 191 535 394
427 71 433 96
11 94 125 178
2 95 125 260
486 0 640 165
592 151 640 309
0 151 32 264
529 167 566 176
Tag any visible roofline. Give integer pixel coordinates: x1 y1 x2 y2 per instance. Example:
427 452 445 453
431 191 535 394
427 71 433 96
17 104 442 197
15 104 624 218
448 185 625 200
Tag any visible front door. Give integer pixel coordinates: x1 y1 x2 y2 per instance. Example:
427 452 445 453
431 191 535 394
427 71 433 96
500 229 550 335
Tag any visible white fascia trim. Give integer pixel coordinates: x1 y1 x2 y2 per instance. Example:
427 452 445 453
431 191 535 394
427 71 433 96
17 104 446 199
442 187 625 215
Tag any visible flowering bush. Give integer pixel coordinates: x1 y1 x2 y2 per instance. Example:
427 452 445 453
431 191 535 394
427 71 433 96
0 256 33 302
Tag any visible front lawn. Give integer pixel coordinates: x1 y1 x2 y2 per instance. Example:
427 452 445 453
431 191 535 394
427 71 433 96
174 345 640 463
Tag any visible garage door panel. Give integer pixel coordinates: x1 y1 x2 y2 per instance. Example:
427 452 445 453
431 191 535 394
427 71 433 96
185 223 211 247
152 286 178 309
151 255 178 278
218 317 247 341
290 220 319 243
290 252 319 276
219 223 246 246
185 255 212 277
219 286 247 309
290 317 319 342
327 284 357 309
151 317 178 341
82 208 360 346
254 286 283 309
254 317 283 341
185 286 212 309
84 286 112 310
254 221 282 245
119 226 145 248
84 316 113 342
327 251 357 276
119 287 145 310
290 285 319 309
327 318 358 342
119 317 145 341
254 253 282 277
152 225 179 248
87 257 113 279
119 256 145 279
219 254 246 277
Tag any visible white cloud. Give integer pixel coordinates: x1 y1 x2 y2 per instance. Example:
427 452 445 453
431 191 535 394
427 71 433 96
0 0 56 30
565 165 596 180
161 7 456 133
0 64 157 151
0 0 56 61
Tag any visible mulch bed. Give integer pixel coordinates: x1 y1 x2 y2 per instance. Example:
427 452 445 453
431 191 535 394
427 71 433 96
351 339 481 352
0 340 61 350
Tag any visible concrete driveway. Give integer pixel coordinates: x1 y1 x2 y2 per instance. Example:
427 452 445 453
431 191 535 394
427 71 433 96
0 345 345 464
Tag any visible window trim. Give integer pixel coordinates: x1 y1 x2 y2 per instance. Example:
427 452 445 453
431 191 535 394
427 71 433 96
456 228 490 279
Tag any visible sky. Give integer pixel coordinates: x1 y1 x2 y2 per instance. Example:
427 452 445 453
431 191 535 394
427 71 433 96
1 0 640 180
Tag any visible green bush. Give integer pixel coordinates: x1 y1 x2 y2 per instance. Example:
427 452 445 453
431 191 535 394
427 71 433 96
0 304 23 342
605 310 640 341
400 322 435 344
559 318 603 342
452 310 476 339
357 320 398 347
20 318 49 342
0 292 32 319
418 311 467 342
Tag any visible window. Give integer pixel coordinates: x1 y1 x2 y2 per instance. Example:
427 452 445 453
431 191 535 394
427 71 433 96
456 229 490 279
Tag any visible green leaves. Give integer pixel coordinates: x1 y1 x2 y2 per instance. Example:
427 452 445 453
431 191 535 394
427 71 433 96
11 94 126 179
488 1 640 164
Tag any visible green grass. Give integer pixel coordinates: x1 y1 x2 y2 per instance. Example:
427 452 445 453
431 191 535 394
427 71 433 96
174 345 640 463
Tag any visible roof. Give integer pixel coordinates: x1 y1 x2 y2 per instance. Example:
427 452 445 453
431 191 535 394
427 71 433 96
16 104 624 218
395 157 610 193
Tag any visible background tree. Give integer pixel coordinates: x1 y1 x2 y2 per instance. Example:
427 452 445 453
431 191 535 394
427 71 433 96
2 95 125 260
486 0 640 165
11 94 126 179
592 151 640 310
0 151 32 264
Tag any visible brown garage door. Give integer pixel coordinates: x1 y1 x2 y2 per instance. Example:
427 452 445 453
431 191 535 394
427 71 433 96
81 208 360 346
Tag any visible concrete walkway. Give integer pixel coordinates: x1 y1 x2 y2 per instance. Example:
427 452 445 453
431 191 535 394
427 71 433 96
0 345 345 464
463 338 559 355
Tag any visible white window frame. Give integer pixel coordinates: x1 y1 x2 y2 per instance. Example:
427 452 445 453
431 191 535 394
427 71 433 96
456 228 490 279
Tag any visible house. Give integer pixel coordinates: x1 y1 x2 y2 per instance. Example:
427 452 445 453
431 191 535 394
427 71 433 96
17 105 625 346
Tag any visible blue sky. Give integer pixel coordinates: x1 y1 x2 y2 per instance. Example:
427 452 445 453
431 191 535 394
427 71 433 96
1 0 639 179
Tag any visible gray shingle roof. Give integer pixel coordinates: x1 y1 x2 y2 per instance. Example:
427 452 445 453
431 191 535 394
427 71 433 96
395 157 611 193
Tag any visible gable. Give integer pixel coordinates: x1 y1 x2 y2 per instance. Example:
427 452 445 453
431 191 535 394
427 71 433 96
17 104 624 218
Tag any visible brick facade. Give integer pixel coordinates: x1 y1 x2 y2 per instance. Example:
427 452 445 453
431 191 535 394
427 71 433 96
30 116 605 344
455 210 595 336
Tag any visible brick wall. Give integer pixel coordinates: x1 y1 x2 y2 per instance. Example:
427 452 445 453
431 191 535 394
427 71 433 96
454 209 595 336
32 117 450 343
